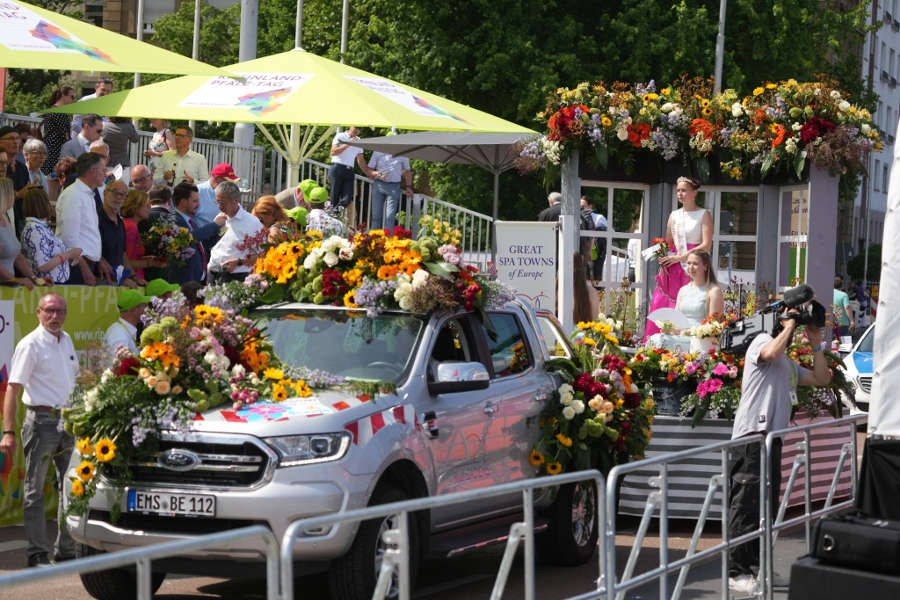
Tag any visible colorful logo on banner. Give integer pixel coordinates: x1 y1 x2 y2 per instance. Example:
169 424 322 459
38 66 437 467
30 20 114 62
178 73 312 115
0 4 115 63
346 76 469 123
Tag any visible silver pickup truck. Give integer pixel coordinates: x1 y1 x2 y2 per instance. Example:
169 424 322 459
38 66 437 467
67 300 595 600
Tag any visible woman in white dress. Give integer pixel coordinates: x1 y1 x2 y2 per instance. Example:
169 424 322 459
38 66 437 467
644 176 713 340
676 249 724 352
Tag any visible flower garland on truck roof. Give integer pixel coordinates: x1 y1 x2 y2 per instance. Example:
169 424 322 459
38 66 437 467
520 77 879 182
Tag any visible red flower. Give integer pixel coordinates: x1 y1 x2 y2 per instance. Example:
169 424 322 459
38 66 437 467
799 117 836 145
771 124 787 148
688 118 715 140
626 123 651 148
115 356 140 376
623 393 642 409
392 225 412 238
548 104 590 141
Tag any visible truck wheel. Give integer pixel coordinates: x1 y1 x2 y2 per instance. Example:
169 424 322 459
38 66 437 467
77 544 166 600
539 480 598 566
328 485 419 600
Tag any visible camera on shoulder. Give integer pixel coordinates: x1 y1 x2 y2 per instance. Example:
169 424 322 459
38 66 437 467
720 284 825 356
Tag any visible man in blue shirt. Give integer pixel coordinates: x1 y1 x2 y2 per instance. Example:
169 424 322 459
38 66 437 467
364 152 413 230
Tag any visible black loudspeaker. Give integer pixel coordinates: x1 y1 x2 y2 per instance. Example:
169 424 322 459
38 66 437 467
812 512 900 574
790 556 900 600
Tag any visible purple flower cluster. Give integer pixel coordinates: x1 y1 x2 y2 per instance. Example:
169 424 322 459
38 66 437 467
438 244 461 265
354 279 398 317
650 128 680 160
286 366 345 389
635 79 656 97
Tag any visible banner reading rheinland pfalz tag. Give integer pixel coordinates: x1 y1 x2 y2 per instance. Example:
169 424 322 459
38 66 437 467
494 221 556 311
179 72 312 116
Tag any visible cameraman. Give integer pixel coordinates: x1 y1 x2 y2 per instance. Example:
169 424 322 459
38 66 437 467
727 300 831 594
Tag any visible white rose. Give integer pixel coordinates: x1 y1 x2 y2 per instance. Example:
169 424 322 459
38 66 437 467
303 254 317 270
558 383 574 396
412 269 429 288
398 295 414 311
731 102 743 117
562 406 576 420
572 400 585 414
338 247 353 261
838 100 850 112
661 102 674 113
394 282 413 300
231 364 246 378
830 90 841 99
323 252 339 267
616 126 629 141
204 350 219 365
671 105 683 116
560 391 573 406
862 123 871 135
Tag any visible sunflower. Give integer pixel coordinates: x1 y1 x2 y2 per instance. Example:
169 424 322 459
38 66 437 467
293 380 313 397
70 478 84 497
529 449 545 466
582 337 597 347
94 438 117 463
76 438 93 456
555 433 573 447
752 86 764 96
546 462 563 475
700 98 710 108
76 460 95 482
263 367 284 380
601 115 612 127
343 289 359 308
271 383 288 402
702 106 713 117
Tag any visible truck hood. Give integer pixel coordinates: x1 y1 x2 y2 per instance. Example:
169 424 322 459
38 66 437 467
187 388 403 438
852 351 873 375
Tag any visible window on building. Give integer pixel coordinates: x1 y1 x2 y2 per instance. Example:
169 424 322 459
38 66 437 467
891 49 896 78
884 163 889 192
879 101 885 130
875 159 881 191
883 42 888 73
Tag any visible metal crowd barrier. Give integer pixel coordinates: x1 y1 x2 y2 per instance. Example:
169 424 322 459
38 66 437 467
761 413 866 599
280 469 606 600
0 525 279 600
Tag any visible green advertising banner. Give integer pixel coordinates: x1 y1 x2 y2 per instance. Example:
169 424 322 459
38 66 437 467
0 285 119 526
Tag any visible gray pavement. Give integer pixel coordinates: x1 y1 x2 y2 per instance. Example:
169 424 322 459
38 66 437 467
0 516 810 599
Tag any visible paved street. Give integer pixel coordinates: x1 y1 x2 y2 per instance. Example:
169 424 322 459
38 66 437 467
0 515 809 600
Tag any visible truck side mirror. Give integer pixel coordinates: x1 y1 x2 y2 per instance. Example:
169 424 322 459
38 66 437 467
428 361 490 395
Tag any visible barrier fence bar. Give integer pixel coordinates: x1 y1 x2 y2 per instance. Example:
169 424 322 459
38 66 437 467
279 470 606 600
0 525 279 600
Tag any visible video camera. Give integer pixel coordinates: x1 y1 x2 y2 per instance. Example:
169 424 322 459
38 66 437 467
719 284 826 355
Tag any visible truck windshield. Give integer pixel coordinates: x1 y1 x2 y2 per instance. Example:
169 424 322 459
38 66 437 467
252 308 426 383
856 325 874 353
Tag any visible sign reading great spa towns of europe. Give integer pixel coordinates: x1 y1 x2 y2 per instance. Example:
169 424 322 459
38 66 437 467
494 221 556 311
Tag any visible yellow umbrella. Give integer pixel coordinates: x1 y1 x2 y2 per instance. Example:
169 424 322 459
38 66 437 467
51 48 535 183
0 0 220 74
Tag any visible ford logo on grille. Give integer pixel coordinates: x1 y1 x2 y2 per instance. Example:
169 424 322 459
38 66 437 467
157 449 201 472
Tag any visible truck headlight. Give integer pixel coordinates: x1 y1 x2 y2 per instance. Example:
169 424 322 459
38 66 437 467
265 433 351 467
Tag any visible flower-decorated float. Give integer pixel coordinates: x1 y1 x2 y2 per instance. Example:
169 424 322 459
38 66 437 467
63 217 659 599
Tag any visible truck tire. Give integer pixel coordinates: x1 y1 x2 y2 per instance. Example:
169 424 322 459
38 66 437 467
77 544 166 600
328 485 419 600
539 480 598 566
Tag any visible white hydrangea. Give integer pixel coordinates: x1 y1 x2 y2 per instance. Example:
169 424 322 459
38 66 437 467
731 102 743 117
411 269 429 289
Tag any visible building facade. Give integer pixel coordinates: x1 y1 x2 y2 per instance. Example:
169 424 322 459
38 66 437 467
857 1 896 259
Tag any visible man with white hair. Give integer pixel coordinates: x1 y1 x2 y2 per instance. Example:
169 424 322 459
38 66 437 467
130 165 152 193
538 191 563 222
208 181 263 283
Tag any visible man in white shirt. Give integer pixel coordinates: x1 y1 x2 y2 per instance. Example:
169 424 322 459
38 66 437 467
328 126 368 210
208 180 264 283
1 293 80 567
196 162 239 229
71 79 113 136
364 151 412 230
154 126 209 186
55 152 112 285
104 289 150 355
59 114 103 161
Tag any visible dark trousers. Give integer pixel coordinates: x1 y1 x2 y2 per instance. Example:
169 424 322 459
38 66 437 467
210 270 248 284
727 437 782 576
328 163 355 208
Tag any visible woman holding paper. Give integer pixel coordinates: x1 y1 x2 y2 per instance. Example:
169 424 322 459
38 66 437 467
643 177 713 340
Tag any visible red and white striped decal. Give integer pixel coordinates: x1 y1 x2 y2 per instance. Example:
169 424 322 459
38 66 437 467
345 404 416 445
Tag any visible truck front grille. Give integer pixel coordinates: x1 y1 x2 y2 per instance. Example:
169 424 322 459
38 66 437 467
128 435 274 489
859 376 872 394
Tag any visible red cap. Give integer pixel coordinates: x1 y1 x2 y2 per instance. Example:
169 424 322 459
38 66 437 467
210 163 239 182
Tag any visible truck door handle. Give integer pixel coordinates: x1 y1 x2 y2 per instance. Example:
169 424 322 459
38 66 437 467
483 403 497 416
420 411 438 439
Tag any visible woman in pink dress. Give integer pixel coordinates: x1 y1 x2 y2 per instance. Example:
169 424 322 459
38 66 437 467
643 176 713 340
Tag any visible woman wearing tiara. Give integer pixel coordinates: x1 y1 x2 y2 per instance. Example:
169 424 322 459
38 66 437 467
644 176 713 340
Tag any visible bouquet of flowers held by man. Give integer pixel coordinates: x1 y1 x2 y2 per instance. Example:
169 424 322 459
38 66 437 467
141 216 196 267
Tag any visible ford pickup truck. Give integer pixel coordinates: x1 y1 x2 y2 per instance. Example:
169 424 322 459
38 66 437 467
67 300 594 600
